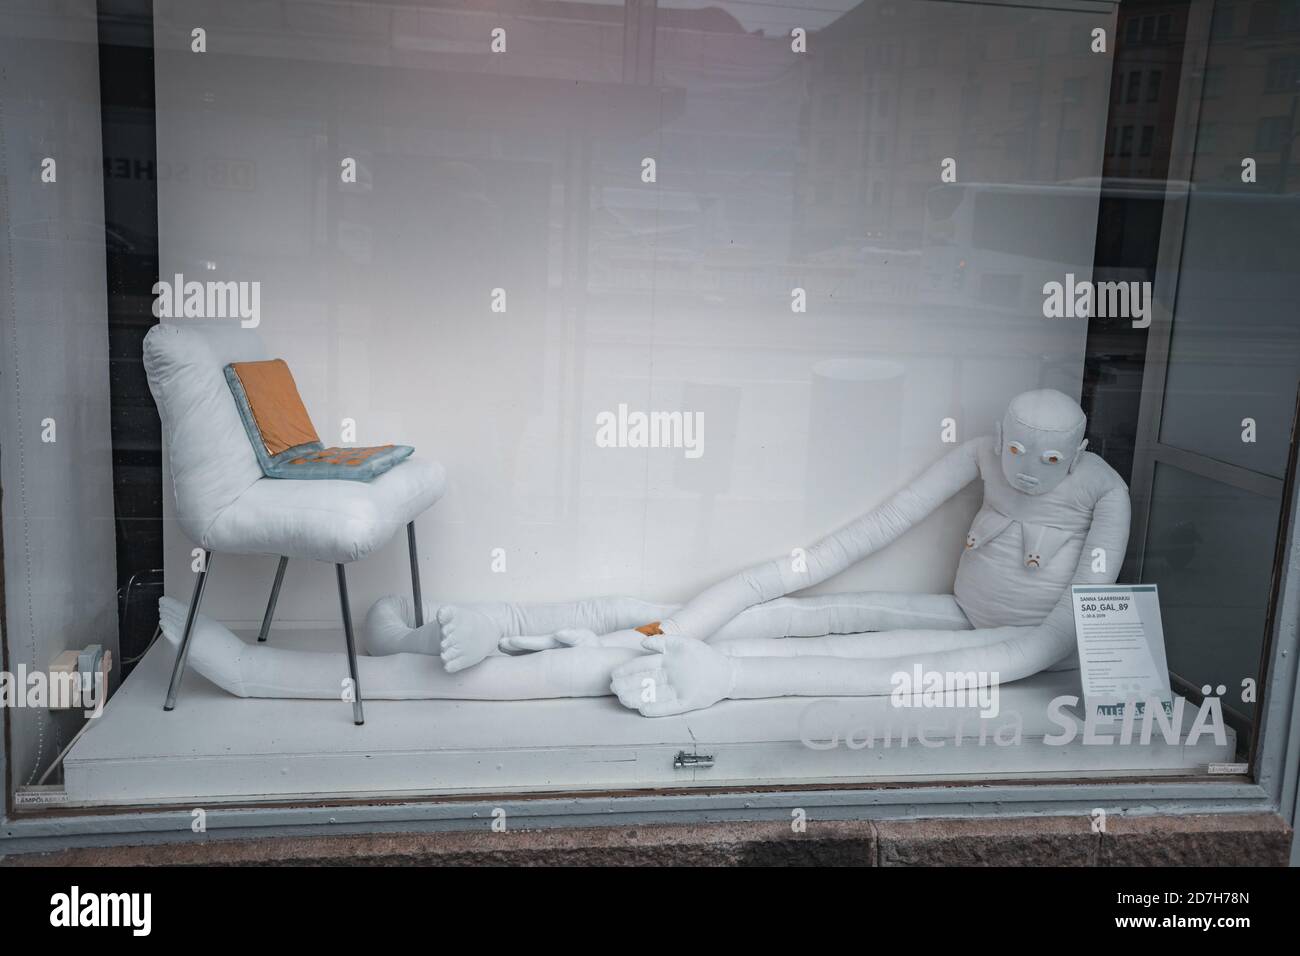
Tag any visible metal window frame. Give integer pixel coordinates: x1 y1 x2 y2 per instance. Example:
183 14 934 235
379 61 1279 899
1118 0 1293 759
5 0 1300 857
1124 0 1285 580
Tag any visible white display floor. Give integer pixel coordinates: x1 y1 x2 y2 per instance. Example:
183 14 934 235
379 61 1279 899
61 625 1236 807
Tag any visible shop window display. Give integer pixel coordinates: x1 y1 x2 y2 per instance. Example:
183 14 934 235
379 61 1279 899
1 0 1296 815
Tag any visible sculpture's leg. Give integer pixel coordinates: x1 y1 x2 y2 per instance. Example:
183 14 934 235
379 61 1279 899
519 592 975 654
715 624 1007 659
365 594 443 656
372 591 969 666
158 596 638 700
495 596 679 640
439 595 685 671
612 623 1044 715
712 591 972 643
367 593 680 660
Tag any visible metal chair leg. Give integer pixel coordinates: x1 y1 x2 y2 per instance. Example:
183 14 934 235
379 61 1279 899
163 550 212 711
335 563 365 725
257 556 289 642
407 520 424 627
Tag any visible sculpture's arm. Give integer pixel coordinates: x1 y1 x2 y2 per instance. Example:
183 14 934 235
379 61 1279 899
730 480 1132 686
613 482 1131 715
658 438 984 642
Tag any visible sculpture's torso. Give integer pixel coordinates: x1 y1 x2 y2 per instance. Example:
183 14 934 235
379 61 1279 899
954 437 1120 628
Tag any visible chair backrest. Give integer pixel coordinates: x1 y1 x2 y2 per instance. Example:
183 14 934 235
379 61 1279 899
143 323 268 542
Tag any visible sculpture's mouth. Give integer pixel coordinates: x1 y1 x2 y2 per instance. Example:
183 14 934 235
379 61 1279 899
1013 473 1040 492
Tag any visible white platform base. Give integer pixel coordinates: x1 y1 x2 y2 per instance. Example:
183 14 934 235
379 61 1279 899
62 625 1236 807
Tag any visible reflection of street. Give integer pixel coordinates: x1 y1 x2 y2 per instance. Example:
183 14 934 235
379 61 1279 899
1189 3 1300 191
143 0 1111 612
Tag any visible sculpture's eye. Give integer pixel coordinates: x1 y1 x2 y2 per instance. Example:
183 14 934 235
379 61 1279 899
1042 450 1063 465
1008 442 1026 456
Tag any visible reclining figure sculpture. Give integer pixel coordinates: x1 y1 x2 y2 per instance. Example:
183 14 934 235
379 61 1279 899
160 389 1130 717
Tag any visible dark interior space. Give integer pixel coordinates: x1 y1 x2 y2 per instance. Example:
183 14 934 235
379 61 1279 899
97 0 161 677
1083 0 1188 487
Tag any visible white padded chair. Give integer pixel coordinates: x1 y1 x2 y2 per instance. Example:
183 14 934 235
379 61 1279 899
143 323 446 724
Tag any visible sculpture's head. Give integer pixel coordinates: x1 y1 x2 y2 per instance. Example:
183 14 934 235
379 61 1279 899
996 389 1088 496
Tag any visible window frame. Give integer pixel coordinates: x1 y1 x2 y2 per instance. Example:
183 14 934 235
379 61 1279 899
4 0 1298 858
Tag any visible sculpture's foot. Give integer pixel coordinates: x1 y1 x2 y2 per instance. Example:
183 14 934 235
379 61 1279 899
436 605 500 673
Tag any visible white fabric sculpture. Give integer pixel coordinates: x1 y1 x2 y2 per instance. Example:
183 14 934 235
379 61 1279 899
158 389 1129 717
597 388 1132 714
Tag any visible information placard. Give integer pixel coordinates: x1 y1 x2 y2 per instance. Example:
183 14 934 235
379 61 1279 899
1071 584 1173 721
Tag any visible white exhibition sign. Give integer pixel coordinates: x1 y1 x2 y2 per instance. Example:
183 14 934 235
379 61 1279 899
1071 585 1174 721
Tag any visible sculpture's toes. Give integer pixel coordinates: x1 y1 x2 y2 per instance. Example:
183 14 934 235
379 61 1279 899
437 606 499 673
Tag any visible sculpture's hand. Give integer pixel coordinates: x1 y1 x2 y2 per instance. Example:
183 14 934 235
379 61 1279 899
498 633 564 653
610 636 735 716
498 628 608 654
554 628 602 647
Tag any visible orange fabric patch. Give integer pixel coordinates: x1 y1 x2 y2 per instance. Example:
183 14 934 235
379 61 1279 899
230 360 321 456
284 446 394 468
635 622 663 637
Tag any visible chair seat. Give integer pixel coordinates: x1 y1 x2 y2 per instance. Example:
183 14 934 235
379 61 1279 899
200 457 447 564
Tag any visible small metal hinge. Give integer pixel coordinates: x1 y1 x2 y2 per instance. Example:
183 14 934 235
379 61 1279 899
673 750 714 770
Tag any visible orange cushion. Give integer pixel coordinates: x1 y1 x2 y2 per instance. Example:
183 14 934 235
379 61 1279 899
227 359 321 456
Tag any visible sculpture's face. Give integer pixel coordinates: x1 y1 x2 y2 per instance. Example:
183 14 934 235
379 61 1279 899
998 390 1088 497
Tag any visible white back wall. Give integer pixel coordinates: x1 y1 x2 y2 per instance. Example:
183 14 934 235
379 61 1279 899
153 0 1113 627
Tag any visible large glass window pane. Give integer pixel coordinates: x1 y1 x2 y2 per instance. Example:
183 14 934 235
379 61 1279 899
2 0 1294 816
1157 20 1300 479
1143 463 1279 731
0 0 119 792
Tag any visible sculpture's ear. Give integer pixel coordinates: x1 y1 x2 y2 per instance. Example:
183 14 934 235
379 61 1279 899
994 420 1002 453
1069 438 1089 473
